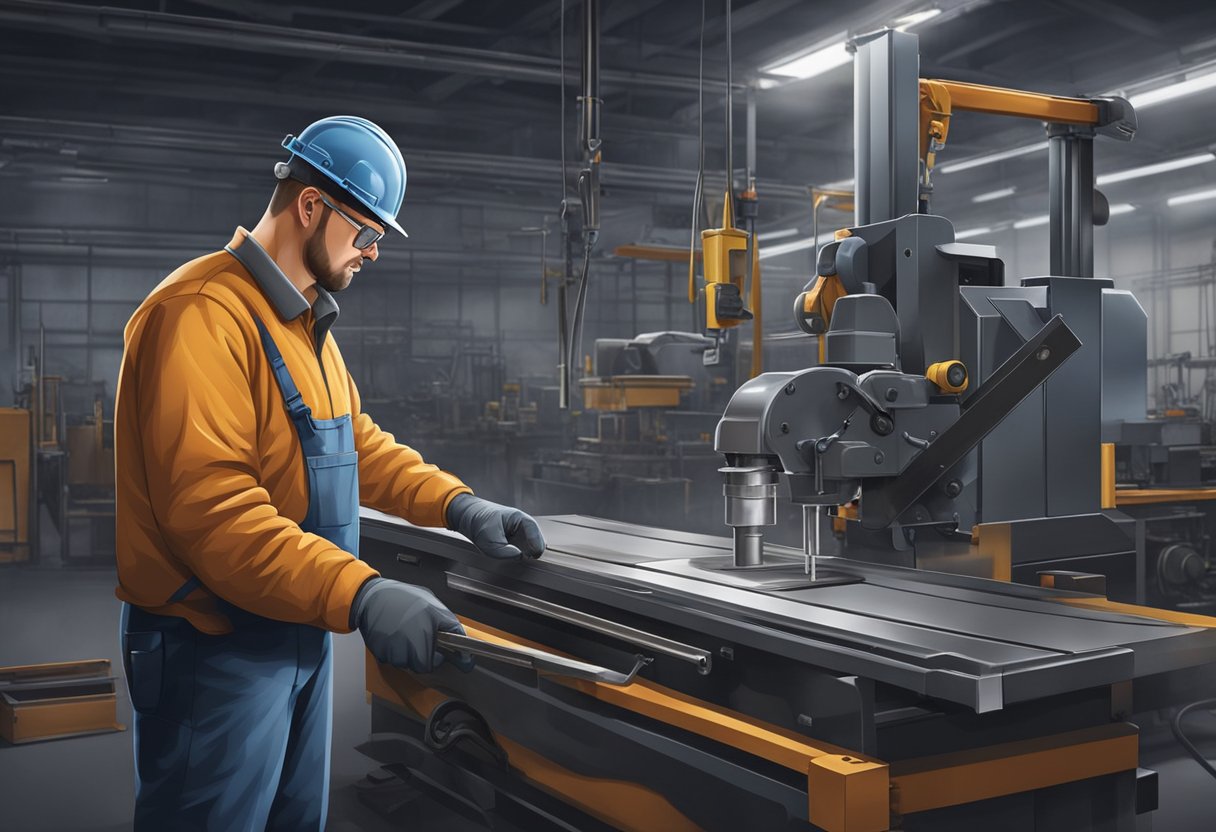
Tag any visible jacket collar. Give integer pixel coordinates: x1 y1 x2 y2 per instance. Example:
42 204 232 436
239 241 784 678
225 227 339 351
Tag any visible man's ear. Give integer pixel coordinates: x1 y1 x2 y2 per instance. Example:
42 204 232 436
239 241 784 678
297 187 320 229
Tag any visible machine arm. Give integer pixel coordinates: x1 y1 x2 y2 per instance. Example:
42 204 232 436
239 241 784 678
860 314 1081 529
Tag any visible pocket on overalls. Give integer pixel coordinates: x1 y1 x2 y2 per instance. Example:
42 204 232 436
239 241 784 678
123 631 164 714
308 451 360 529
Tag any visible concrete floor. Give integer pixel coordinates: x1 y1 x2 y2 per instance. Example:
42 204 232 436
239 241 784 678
1 564 1215 831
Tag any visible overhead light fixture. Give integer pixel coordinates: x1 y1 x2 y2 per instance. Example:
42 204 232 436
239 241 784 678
762 34 852 81
955 226 993 239
762 10 943 87
892 8 943 31
1013 204 1135 230
1129 70 1216 110
938 141 1049 174
1168 187 1216 207
759 231 838 260
758 228 800 241
1096 152 1215 185
820 177 855 190
57 175 109 184
971 187 1016 203
1013 214 1049 230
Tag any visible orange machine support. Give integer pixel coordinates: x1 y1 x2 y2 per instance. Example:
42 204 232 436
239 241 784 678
918 79 1104 180
1115 487 1216 506
1100 443 1116 509
889 723 1138 817
922 79 1101 126
366 616 1156 832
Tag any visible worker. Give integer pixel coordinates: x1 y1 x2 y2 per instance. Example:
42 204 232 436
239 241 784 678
113 115 546 831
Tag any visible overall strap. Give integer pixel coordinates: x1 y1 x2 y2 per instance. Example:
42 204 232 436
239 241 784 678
253 316 315 438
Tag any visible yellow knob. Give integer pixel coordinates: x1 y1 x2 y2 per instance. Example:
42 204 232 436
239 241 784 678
926 360 968 394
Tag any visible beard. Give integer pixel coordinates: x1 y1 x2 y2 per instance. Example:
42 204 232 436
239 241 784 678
305 210 363 293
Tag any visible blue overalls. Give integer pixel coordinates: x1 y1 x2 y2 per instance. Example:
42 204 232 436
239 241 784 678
120 316 360 832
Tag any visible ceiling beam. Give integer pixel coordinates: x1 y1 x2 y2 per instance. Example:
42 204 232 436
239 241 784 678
0 0 741 96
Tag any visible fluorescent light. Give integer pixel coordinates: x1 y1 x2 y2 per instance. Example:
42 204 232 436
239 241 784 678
1013 214 1049 230
57 175 109 184
1010 204 1133 229
955 226 993 239
759 231 838 260
762 34 851 80
758 228 800 241
938 141 1049 174
821 177 855 190
971 187 1016 203
1168 188 1216 207
1096 152 1215 185
893 8 943 31
1130 71 1216 110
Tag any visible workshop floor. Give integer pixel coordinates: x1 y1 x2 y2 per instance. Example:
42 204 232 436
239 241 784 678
0 563 483 832
1 563 1215 831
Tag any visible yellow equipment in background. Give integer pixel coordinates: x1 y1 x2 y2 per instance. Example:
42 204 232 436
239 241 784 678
692 192 752 330
0 408 32 562
917 78 1112 192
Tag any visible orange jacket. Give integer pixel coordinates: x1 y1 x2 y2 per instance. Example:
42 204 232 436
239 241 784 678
114 229 471 634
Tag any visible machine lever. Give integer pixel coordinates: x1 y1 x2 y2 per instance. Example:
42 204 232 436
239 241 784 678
860 314 1081 530
446 573 712 673
436 631 651 687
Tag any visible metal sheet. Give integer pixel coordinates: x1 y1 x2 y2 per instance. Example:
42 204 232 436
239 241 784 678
361 510 1216 714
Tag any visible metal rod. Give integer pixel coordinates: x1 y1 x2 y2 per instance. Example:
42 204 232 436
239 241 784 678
733 526 763 567
724 0 734 212
803 504 811 576
813 506 821 583
1 0 745 96
435 631 649 686
446 573 712 673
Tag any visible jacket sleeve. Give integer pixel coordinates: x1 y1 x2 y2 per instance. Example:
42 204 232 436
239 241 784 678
137 296 377 632
347 371 472 527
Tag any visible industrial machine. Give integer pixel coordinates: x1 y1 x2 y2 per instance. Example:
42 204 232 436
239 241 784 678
523 331 732 531
355 29 1216 832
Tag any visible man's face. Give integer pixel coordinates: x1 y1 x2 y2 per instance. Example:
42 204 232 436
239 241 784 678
303 192 384 293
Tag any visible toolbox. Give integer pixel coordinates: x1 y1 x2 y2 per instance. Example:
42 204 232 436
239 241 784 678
0 659 124 744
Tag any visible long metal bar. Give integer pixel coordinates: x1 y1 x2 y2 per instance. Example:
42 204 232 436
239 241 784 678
0 0 744 95
1048 125 1096 277
0 116 812 201
446 573 712 673
861 315 1082 529
929 80 1101 125
853 29 920 225
435 630 649 686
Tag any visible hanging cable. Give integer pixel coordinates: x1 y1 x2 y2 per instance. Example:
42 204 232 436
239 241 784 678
725 0 734 214
556 1 572 408
559 1 568 201
566 0 600 397
687 0 707 305
1172 697 1216 780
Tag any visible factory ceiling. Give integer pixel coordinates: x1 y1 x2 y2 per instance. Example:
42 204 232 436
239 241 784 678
1 0 1215 242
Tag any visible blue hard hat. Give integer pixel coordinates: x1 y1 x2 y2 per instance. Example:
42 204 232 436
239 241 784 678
278 116 408 238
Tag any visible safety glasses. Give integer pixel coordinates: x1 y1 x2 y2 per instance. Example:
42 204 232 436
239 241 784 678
316 192 384 250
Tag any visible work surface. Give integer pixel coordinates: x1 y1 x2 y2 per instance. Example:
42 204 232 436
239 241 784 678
362 511 1216 714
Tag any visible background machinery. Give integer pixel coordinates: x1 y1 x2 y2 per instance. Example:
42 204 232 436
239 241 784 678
356 29 1216 832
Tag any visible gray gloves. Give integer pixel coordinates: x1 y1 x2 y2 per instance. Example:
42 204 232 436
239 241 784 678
446 493 546 560
352 577 472 674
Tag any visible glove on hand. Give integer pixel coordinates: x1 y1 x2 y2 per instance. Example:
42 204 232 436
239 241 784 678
446 493 546 560
352 578 472 673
